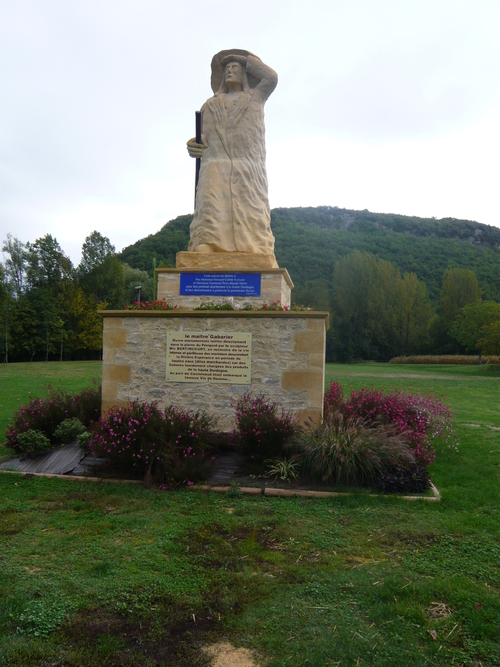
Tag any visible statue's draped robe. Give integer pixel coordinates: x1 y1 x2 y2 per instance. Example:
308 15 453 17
188 57 277 254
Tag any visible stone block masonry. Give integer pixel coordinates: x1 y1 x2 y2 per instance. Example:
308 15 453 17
100 310 329 431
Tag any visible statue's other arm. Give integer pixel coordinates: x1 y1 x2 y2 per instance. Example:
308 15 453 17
247 55 278 101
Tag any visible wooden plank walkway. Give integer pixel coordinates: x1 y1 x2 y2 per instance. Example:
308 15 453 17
0 447 245 484
0 442 87 475
71 452 109 476
208 453 245 484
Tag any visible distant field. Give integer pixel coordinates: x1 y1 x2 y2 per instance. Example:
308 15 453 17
0 361 101 459
1 363 499 665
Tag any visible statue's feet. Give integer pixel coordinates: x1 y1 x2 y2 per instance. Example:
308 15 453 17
194 244 215 253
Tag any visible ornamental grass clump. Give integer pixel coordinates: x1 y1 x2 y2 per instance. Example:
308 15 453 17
90 401 216 487
233 393 299 460
264 456 300 482
298 411 414 487
4 385 101 455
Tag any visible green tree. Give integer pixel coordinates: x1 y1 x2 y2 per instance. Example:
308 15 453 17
22 236 75 360
330 252 432 360
122 263 154 305
78 231 115 275
432 268 482 353
395 272 432 354
9 295 44 361
0 263 7 306
478 320 500 355
332 252 401 360
440 268 482 329
0 264 11 363
37 288 64 361
25 234 73 289
78 232 124 308
67 288 106 356
292 279 330 311
2 235 27 298
451 301 500 355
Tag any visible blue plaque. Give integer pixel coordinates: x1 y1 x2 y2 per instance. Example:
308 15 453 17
180 273 261 297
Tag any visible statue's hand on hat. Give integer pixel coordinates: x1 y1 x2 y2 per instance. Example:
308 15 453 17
187 135 207 159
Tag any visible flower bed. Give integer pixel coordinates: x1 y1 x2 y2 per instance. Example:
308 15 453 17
4 385 456 495
193 301 313 312
125 300 176 310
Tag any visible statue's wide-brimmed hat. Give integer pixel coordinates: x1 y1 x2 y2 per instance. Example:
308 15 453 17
210 49 261 93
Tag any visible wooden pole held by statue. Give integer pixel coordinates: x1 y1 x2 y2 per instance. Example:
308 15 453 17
194 111 201 207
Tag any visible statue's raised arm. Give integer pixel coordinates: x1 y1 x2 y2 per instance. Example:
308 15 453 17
186 49 278 266
246 53 278 101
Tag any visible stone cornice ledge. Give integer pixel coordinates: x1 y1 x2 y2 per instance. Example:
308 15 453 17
99 309 329 330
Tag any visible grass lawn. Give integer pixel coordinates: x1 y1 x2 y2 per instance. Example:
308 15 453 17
0 363 499 666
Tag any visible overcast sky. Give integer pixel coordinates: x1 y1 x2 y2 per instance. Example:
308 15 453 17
1 0 499 266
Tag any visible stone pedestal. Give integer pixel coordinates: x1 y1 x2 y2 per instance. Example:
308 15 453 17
156 268 293 310
100 310 329 431
101 249 328 431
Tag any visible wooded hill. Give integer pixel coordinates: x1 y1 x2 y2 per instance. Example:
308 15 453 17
119 206 500 303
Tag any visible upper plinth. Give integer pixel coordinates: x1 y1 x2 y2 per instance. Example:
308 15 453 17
176 251 279 270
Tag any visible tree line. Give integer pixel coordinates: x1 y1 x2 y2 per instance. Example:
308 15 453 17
118 208 500 362
0 232 154 362
2 206 499 363
293 252 499 361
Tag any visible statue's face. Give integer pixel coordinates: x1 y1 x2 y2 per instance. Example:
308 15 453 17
224 61 243 86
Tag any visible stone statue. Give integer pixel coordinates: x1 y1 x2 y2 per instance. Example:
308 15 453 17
186 49 278 260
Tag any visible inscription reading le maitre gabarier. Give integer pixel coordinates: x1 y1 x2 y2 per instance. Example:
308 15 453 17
166 332 251 384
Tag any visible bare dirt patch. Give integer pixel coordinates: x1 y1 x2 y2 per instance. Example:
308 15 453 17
427 601 453 619
58 605 219 666
203 642 259 667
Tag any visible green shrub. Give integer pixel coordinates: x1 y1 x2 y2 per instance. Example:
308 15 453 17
16 430 52 458
53 418 87 443
76 431 92 448
297 411 413 487
233 394 300 461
